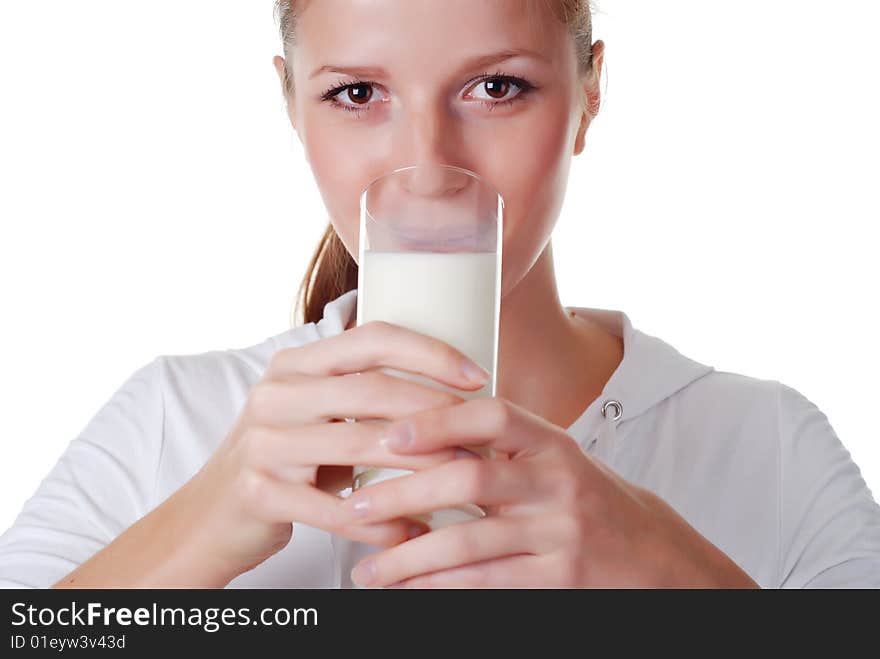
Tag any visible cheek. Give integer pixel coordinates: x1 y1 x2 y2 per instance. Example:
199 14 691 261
480 101 576 295
299 114 380 262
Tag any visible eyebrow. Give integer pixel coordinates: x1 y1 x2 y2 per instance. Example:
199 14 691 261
308 48 548 80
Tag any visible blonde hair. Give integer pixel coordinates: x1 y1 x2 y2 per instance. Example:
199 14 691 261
273 0 600 326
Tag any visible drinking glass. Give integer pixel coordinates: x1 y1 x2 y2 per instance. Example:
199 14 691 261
331 163 503 588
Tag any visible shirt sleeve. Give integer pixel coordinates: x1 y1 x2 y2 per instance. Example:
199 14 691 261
0 357 165 588
776 381 880 588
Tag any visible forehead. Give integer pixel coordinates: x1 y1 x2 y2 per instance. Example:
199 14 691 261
295 0 567 73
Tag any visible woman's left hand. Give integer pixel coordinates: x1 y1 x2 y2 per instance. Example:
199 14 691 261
340 397 760 588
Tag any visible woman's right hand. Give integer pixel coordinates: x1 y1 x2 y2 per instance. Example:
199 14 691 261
173 320 491 584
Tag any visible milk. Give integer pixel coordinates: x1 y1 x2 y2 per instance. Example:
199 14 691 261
331 249 500 588
359 250 499 400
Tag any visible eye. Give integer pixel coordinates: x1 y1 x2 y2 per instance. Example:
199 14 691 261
320 79 387 116
467 75 531 103
320 71 536 118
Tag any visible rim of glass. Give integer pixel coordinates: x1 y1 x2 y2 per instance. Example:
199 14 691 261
360 163 504 210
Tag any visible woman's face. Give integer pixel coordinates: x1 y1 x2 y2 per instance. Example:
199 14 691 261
276 0 602 296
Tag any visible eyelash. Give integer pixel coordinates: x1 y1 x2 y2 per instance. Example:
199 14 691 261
319 70 537 117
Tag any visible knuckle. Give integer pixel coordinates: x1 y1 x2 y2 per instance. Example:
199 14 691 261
237 470 270 515
461 460 493 501
245 381 278 420
351 371 388 409
557 511 587 546
439 389 467 406
472 564 491 588
580 483 606 515
554 471 587 504
265 346 300 377
275 344 302 364
352 425 380 463
441 342 465 370
358 321 396 366
556 553 583 586
416 378 464 408
365 319 394 338
317 502 342 534
240 426 272 465
486 397 512 431
450 529 480 566
366 368 394 391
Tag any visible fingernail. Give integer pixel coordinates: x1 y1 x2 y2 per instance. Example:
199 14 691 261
349 494 371 517
351 560 375 586
461 361 490 385
455 447 482 460
380 421 414 450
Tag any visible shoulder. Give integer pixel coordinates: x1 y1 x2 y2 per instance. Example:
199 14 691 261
157 323 324 393
646 369 781 447
667 369 857 481
675 370 836 448
140 324 328 477
685 373 841 456
684 369 781 411
632 370 796 477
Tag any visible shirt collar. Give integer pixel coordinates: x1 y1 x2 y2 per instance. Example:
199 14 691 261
317 289 715 439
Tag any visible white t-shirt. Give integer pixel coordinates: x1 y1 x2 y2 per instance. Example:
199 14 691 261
2 288 879 588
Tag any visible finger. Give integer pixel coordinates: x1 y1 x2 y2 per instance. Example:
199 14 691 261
247 371 466 426
350 514 552 588
248 419 486 479
379 397 564 459
244 473 425 548
340 458 556 524
389 554 545 589
265 320 491 391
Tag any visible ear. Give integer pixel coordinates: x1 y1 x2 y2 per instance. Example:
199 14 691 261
573 40 605 156
273 55 299 133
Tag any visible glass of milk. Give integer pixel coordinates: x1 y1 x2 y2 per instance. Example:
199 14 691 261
331 163 503 588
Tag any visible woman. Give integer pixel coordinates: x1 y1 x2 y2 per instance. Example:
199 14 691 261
1 0 879 589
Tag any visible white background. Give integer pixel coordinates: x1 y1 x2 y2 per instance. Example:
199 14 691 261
1 1 878 533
